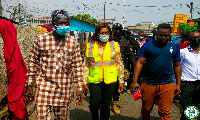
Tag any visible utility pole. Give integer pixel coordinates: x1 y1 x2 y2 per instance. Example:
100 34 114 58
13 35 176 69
187 2 194 19
104 2 105 23
18 2 21 23
122 0 125 29
190 2 193 19
12 7 17 21
0 0 2 16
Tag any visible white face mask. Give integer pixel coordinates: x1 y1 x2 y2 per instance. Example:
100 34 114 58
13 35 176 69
99 35 110 42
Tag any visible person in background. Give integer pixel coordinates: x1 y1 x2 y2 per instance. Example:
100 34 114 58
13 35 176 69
152 27 157 40
173 36 182 47
144 34 148 39
130 23 182 120
135 30 147 48
111 23 124 115
179 30 190 49
144 34 153 42
122 27 140 94
179 30 200 120
135 30 147 85
111 23 139 115
0 19 29 120
25 10 84 119
83 23 124 120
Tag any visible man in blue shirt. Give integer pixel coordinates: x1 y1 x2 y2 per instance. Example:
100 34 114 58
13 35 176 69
130 23 182 120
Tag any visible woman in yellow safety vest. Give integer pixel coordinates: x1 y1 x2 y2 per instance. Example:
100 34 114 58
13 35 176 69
83 23 124 120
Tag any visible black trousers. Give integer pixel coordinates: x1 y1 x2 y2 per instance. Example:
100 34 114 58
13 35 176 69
89 81 116 120
179 81 200 120
113 79 120 101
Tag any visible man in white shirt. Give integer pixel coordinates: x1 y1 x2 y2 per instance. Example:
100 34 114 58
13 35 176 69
179 30 200 120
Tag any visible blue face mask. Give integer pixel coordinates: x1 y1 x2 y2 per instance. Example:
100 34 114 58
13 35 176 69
99 35 110 42
56 26 70 35
139 37 144 40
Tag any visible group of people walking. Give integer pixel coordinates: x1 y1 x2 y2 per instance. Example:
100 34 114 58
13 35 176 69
23 10 200 120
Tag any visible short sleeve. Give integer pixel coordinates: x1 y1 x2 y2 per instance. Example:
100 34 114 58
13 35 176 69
180 49 186 63
174 44 181 63
137 43 146 58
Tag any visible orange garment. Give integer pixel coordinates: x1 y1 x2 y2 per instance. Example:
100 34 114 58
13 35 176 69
140 82 176 120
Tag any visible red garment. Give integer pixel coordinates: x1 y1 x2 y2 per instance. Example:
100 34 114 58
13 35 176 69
132 88 142 101
0 19 28 120
41 25 53 32
180 41 190 49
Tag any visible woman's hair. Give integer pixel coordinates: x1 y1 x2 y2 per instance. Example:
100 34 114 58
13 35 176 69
91 23 114 41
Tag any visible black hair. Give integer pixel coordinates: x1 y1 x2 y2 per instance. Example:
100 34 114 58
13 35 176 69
138 30 144 34
112 23 123 30
90 23 114 41
180 30 190 36
157 23 171 30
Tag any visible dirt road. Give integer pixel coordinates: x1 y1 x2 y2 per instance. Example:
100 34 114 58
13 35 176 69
29 90 182 120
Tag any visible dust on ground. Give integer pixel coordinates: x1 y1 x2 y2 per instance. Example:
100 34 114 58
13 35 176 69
28 89 182 120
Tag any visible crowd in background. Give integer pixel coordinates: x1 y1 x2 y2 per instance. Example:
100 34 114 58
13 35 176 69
0 9 200 120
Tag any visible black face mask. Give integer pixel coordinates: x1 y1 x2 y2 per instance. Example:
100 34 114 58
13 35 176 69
190 38 200 48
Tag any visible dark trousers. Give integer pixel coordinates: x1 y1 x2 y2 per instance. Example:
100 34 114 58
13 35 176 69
127 66 144 89
126 69 133 89
113 79 120 101
179 81 200 120
89 82 116 120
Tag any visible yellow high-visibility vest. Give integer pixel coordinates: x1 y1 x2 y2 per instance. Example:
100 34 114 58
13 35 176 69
86 40 119 84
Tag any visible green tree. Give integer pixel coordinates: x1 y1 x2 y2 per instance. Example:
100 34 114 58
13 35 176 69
74 14 82 20
88 18 97 24
82 14 90 21
4 2 33 22
73 14 97 24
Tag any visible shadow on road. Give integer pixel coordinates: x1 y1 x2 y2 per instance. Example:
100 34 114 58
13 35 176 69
83 96 90 103
110 115 160 120
69 108 161 120
69 108 90 120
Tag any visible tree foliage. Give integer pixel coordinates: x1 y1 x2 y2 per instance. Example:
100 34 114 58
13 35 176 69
73 14 97 24
4 3 33 22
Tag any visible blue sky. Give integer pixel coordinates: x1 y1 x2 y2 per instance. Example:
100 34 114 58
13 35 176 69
2 0 200 26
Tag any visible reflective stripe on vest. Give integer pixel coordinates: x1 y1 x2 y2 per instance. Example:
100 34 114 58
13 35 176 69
89 42 94 61
90 62 102 67
90 61 116 67
110 40 115 59
89 42 93 57
104 61 116 65
89 41 115 62
87 41 118 84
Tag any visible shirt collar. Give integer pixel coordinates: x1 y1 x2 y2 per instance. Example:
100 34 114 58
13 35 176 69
187 45 193 52
187 45 200 53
